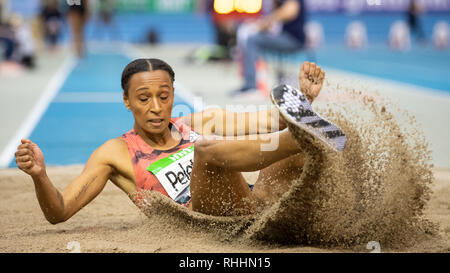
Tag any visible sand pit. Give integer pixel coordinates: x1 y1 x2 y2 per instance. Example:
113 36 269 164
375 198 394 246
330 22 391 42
0 166 449 253
1 88 449 253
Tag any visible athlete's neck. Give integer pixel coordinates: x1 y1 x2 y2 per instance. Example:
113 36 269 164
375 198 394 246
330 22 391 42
134 123 181 150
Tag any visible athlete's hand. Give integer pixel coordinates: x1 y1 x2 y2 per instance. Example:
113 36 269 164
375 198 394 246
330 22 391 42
299 62 325 104
15 139 46 178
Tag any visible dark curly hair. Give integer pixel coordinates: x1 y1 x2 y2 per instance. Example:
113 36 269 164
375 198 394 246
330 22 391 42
121 58 175 97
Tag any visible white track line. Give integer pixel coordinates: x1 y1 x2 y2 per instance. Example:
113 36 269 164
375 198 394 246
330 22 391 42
53 92 123 103
0 56 76 168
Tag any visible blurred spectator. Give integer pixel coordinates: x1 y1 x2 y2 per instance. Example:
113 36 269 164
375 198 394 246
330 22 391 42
432 21 449 50
235 0 306 94
236 18 280 59
407 0 426 43
10 14 35 68
0 0 11 61
0 19 14 61
304 21 324 49
0 13 35 70
99 0 113 24
146 28 159 45
389 20 411 51
212 19 235 60
67 0 89 58
345 21 367 50
236 0 279 54
40 0 62 49
208 0 239 61
186 0 268 64
0 0 11 25
93 0 120 41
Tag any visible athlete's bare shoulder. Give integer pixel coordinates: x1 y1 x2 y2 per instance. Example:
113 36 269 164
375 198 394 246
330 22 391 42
101 137 133 169
92 138 128 162
89 137 136 193
103 137 128 150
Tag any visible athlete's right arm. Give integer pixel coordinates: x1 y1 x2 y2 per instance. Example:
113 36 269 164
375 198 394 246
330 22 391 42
15 139 115 224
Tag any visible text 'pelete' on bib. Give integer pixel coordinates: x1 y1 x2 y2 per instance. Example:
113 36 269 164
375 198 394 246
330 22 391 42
146 145 194 204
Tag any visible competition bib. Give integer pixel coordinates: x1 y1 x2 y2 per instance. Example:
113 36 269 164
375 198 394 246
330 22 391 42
147 145 194 204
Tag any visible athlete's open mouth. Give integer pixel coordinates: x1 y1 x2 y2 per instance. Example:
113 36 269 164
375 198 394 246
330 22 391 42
148 119 164 126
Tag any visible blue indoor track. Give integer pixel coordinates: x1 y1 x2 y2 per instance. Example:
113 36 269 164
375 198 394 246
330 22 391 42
288 43 450 93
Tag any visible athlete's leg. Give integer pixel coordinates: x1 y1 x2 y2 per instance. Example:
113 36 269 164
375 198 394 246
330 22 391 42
190 130 302 216
190 61 328 215
251 152 306 206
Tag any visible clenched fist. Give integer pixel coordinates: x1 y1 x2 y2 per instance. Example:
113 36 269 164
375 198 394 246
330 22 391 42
15 139 46 178
299 62 325 103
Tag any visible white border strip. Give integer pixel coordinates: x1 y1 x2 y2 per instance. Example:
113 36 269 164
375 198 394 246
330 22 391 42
0 56 76 168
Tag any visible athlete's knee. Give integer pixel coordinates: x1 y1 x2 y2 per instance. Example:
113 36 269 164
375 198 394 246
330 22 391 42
194 136 218 164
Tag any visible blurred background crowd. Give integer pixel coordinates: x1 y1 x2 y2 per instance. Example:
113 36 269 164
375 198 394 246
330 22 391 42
0 0 449 89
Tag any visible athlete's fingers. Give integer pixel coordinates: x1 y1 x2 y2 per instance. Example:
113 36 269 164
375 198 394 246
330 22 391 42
18 144 35 156
319 70 325 81
17 160 33 170
15 148 33 157
16 143 34 155
303 62 310 75
311 63 320 79
20 139 36 150
21 139 33 144
314 65 321 77
310 62 317 74
16 155 32 163
16 151 32 160
15 148 33 158
311 64 317 77
17 143 30 150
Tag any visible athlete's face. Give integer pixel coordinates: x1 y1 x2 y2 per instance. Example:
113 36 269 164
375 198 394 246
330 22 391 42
124 70 174 135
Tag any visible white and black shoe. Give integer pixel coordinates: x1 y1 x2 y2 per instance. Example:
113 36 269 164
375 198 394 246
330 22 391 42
271 84 347 152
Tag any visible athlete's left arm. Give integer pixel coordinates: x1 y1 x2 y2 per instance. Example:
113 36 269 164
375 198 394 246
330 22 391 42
181 107 287 136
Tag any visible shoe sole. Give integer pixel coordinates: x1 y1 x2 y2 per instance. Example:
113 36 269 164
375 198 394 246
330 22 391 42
270 84 347 152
